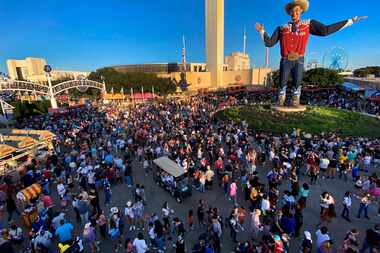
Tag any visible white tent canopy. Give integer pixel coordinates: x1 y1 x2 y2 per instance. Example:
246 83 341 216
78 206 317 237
153 156 186 178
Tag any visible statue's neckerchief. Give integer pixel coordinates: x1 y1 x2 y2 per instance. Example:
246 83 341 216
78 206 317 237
289 20 300 33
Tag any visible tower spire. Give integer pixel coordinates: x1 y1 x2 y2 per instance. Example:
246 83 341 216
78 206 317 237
243 27 247 55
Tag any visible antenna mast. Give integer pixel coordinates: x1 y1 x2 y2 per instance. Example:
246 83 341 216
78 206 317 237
243 27 247 55
182 35 187 72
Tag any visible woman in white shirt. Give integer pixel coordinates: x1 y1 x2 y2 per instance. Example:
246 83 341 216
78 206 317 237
261 194 271 216
125 201 135 231
341 191 352 222
133 233 148 253
162 202 172 234
319 192 330 224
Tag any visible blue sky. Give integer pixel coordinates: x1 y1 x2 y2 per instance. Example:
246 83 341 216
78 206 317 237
0 0 377 73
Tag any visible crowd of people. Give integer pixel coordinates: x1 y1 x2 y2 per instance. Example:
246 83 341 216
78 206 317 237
224 87 380 116
0 88 379 253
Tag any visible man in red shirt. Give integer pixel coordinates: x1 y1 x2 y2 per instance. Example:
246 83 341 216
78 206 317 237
255 0 366 107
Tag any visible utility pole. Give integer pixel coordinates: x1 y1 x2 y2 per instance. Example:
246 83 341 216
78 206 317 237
44 65 58 109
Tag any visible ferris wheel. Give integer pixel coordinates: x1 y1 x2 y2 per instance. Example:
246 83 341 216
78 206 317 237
322 47 349 70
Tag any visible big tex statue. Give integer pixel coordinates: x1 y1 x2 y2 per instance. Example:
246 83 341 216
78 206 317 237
256 0 367 107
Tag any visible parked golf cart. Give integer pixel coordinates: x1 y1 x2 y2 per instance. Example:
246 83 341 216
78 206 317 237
153 156 191 203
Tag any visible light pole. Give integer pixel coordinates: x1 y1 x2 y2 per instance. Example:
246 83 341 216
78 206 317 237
101 75 106 94
44 65 58 109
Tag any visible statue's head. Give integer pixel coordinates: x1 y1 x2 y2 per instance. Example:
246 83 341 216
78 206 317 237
285 0 309 22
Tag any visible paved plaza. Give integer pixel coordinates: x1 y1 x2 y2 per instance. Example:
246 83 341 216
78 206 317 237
39 148 379 253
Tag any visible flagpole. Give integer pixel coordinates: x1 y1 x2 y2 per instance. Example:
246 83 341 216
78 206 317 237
121 87 124 103
152 86 155 99
131 87 135 108
141 86 144 102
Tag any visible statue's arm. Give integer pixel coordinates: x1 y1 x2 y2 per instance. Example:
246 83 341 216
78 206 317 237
259 27 280 47
310 19 353 37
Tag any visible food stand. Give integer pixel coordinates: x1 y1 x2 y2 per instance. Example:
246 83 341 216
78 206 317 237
0 129 56 177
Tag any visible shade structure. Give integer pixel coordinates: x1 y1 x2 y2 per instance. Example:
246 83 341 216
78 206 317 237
153 156 186 178
17 183 42 202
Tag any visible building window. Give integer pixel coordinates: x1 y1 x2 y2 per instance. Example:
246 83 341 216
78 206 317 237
16 67 24 80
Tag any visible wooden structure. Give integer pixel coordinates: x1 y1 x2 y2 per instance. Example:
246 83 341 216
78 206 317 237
0 129 56 175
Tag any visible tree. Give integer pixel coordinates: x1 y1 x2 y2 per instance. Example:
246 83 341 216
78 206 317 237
12 100 50 121
88 68 177 95
303 68 344 87
353 66 380 77
269 68 343 87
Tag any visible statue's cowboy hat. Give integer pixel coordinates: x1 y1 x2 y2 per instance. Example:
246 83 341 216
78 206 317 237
285 0 309 15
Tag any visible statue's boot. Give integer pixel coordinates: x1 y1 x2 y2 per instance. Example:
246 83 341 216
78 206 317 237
292 95 300 107
278 95 286 106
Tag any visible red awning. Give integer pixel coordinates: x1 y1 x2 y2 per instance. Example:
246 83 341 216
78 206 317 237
368 96 380 103
131 92 157 99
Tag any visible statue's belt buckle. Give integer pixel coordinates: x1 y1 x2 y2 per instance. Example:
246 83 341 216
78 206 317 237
287 52 300 61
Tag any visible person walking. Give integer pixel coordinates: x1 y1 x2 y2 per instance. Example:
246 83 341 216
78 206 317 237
55 220 74 245
96 211 108 239
360 224 380 253
300 231 313 253
316 226 332 253
341 191 352 222
133 232 148 253
187 209 194 230
341 229 360 253
197 199 206 227
356 194 371 220
298 183 310 209
295 203 304 237
125 201 135 231
77 196 89 224
82 222 99 253
108 220 121 252
250 209 262 239
319 192 331 224
229 180 238 205
6 195 19 221
229 213 239 243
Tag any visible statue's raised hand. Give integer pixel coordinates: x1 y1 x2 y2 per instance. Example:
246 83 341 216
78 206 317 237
255 23 264 32
352 16 368 22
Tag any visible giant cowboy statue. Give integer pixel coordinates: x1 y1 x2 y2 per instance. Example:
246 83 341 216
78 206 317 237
255 0 367 108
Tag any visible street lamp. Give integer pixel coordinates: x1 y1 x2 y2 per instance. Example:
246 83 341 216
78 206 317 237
100 75 106 93
44 65 58 109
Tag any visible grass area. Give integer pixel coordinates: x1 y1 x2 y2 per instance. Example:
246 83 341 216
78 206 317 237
215 105 380 138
